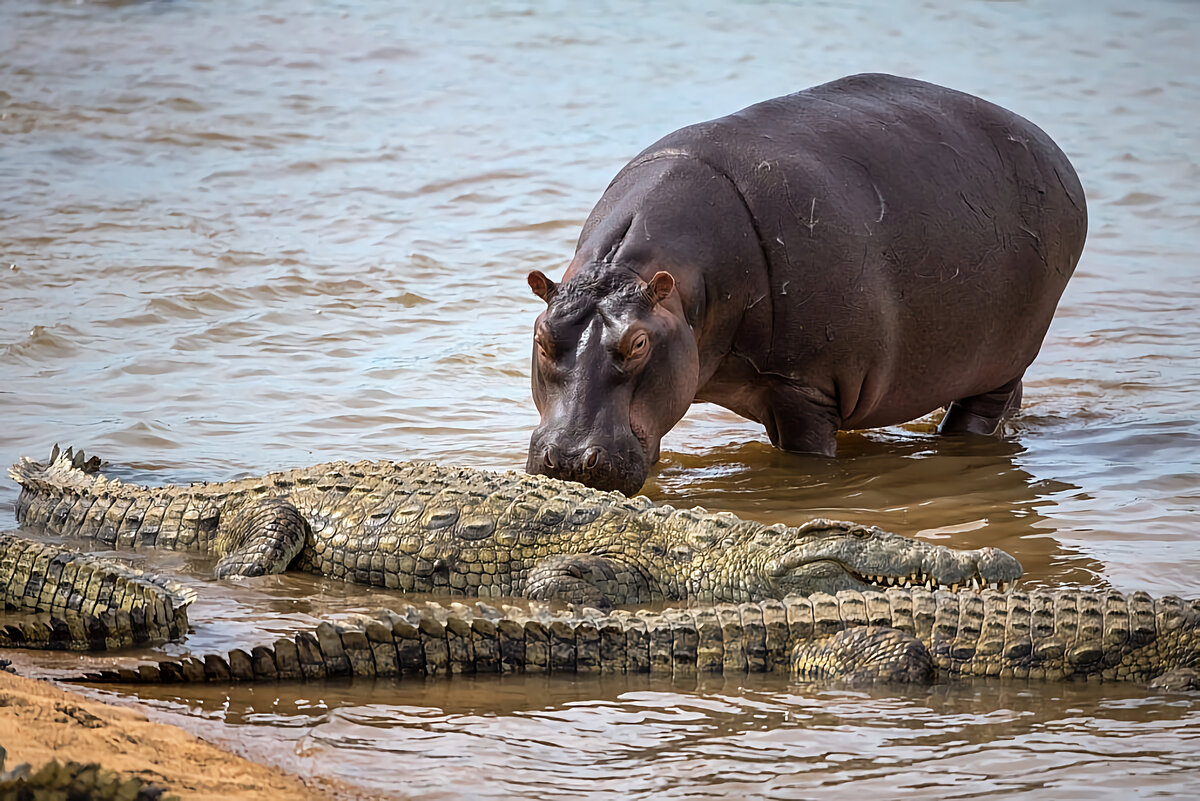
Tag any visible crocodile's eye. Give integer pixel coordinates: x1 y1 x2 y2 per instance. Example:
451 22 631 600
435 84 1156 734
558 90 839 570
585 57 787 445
851 527 872 539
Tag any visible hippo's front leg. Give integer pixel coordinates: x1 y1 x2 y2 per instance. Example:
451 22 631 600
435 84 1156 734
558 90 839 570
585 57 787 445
763 383 842 457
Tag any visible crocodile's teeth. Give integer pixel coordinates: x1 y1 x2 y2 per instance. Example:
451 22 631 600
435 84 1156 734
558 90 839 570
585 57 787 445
971 577 981 591
950 583 960 592
925 578 934 590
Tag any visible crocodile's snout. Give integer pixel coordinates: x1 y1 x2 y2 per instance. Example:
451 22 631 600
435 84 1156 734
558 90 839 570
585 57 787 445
977 546 1022 584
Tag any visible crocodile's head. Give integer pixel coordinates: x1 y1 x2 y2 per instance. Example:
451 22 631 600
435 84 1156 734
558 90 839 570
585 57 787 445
753 519 1022 597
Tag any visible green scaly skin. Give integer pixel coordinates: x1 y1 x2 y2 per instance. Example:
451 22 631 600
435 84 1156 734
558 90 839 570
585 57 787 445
72 589 1199 691
9 447 1020 611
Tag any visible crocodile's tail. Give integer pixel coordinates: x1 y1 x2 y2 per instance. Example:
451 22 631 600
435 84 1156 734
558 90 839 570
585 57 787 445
9 445 103 496
8 445 213 551
67 591 1200 690
10 445 113 533
0 535 193 650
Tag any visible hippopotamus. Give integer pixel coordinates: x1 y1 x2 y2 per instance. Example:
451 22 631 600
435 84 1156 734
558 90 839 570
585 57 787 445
525 73 1087 496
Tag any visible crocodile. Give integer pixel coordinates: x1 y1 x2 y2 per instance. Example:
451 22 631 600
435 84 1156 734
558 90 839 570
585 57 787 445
8 446 1020 611
71 589 1199 691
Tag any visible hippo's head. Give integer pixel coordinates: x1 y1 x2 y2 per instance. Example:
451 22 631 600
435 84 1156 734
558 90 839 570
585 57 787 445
525 266 699 496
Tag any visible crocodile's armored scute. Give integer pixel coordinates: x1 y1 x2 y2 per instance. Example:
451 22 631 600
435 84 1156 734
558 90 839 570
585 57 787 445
0 536 193 651
77 589 1200 689
8 447 1021 609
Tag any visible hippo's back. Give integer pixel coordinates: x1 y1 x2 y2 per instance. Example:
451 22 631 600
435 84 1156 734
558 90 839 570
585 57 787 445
634 73 1087 427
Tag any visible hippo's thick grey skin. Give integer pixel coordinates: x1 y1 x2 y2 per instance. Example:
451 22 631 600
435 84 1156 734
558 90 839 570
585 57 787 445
526 73 1087 495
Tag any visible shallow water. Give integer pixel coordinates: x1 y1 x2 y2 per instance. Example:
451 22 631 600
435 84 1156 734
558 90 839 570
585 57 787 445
1 0 1199 797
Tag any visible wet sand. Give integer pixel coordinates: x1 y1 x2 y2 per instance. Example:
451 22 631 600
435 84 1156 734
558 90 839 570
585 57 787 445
0 670 375 800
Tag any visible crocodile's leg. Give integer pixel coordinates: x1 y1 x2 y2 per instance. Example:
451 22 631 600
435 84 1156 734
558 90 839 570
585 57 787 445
791 626 936 683
523 554 653 609
213 498 308 578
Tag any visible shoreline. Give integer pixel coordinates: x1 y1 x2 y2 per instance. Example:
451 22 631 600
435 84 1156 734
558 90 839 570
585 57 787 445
0 667 378 801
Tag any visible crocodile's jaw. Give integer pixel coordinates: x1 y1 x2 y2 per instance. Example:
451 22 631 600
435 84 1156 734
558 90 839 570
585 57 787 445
763 522 1023 598
771 558 1017 597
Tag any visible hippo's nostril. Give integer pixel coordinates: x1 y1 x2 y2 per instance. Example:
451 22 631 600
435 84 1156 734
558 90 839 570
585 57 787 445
584 445 605 470
542 448 556 470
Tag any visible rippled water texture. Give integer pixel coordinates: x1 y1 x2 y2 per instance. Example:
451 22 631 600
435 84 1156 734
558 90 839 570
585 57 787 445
1 0 1198 797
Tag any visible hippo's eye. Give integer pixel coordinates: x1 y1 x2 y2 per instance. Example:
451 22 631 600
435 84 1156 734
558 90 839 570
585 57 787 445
628 332 649 357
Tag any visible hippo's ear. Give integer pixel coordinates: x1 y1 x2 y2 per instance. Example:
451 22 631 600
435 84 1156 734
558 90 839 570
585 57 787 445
646 271 675 306
527 270 557 303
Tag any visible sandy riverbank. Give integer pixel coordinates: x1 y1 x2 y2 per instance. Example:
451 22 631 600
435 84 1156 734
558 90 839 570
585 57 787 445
0 670 372 800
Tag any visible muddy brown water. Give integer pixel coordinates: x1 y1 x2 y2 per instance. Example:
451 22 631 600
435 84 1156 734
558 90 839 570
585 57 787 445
2 0 1199 797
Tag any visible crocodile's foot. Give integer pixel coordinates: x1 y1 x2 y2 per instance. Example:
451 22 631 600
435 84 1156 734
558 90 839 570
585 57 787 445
791 626 935 684
524 554 653 610
214 498 307 578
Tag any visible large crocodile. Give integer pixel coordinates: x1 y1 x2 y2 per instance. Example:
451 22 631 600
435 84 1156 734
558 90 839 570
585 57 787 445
72 589 1199 691
8 447 1019 610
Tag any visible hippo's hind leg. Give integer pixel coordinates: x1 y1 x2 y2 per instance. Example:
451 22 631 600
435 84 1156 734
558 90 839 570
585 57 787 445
524 554 653 610
938 376 1023 437
214 498 309 578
